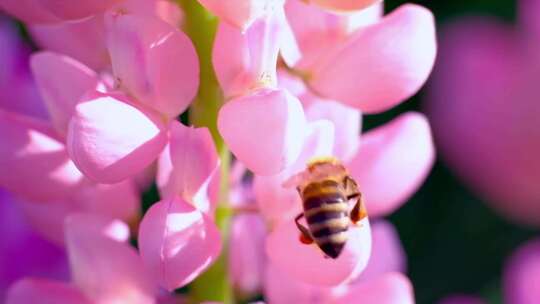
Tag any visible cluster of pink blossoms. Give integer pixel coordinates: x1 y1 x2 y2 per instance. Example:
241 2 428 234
1 0 437 303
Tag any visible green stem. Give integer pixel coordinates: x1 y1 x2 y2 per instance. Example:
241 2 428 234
177 1 234 303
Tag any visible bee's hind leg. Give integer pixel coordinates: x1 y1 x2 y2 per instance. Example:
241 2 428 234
295 213 314 245
350 194 368 225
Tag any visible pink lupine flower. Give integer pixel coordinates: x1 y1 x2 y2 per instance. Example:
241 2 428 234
305 0 381 12
503 238 540 304
2 0 438 302
355 220 407 282
67 12 199 183
438 295 487 304
0 18 46 118
263 220 408 303
157 121 220 214
0 189 69 299
142 122 223 291
229 213 267 296
6 214 157 304
138 197 222 290
284 1 436 113
0 46 140 243
197 0 285 31
0 0 122 24
214 7 309 176
265 263 414 304
425 0 540 226
27 0 183 71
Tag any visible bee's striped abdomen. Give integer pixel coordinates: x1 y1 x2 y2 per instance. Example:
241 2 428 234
302 180 349 259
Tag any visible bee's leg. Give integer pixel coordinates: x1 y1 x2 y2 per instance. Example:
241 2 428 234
350 194 368 224
295 213 314 245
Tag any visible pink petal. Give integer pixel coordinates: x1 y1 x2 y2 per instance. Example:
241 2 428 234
503 238 540 304
64 213 130 243
229 214 267 294
218 88 306 175
106 13 199 118
76 180 141 224
138 198 222 290
309 4 436 113
284 0 383 70
155 0 184 27
254 120 335 223
304 97 361 161
36 0 123 21
306 0 381 12
6 279 91 304
0 110 84 202
0 191 70 297
335 272 414 304
31 52 100 137
348 112 434 217
198 0 284 30
157 122 220 214
439 295 487 304
65 214 156 304
0 0 61 24
29 16 110 72
264 262 340 304
356 220 406 282
266 218 371 286
67 91 168 183
0 19 48 119
19 180 140 245
213 11 283 98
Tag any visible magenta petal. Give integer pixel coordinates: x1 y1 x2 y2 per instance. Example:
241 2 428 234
218 88 306 175
0 110 84 202
6 279 90 304
106 13 199 118
65 214 156 303
138 198 222 290
29 16 110 72
348 112 434 217
229 214 267 294
336 272 414 304
198 0 284 30
266 218 371 286
158 121 220 213
356 221 406 282
67 91 168 183
307 0 381 12
0 0 60 24
36 0 123 20
309 4 436 113
31 52 100 137
503 238 540 304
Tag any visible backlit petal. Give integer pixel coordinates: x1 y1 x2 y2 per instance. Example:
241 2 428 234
67 91 167 183
138 198 222 290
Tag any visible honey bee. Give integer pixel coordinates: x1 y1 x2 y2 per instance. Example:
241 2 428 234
284 156 368 259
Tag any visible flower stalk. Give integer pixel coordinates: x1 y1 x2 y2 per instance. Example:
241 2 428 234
178 0 234 303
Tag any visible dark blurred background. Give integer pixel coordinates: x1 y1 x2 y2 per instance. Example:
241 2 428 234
363 1 536 303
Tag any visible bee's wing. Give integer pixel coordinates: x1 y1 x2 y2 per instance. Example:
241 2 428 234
281 171 308 188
